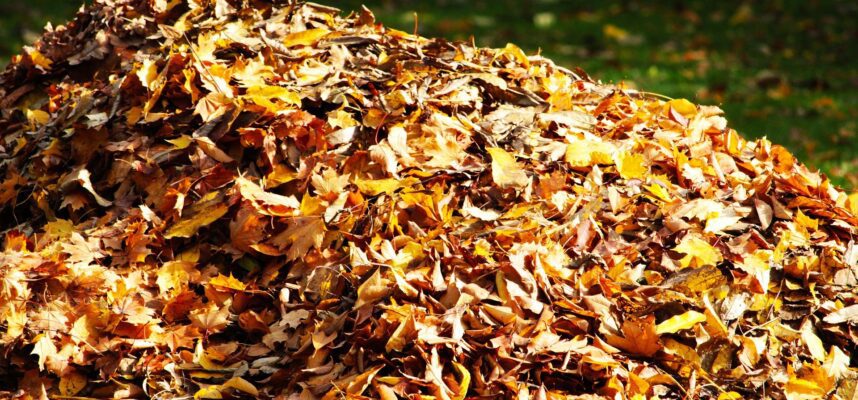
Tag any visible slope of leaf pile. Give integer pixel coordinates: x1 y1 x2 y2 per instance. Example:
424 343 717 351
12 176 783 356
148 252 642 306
1 1 858 399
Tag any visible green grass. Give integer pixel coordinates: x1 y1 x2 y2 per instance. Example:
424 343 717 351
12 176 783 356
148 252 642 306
2 0 855 190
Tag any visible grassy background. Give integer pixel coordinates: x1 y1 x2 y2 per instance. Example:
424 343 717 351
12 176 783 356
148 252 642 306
1 0 855 190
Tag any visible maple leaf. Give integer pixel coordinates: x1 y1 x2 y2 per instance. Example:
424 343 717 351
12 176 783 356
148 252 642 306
208 273 247 291
270 217 325 261
190 303 231 333
31 334 57 371
354 268 392 309
615 152 648 180
675 234 722 268
606 315 661 357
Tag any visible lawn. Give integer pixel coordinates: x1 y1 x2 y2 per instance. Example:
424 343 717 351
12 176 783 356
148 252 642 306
2 0 855 189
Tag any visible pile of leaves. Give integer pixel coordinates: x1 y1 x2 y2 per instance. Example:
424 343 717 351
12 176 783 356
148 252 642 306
1 0 857 398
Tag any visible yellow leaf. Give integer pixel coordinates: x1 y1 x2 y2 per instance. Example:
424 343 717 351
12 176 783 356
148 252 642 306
565 137 616 167
31 334 57 371
346 365 383 395
355 268 392 309
354 176 419 196
63 167 112 207
666 98 697 118
494 43 530 67
701 293 728 338
27 48 53 69
663 337 701 366
800 322 826 362
616 152 647 180
718 392 743 400
190 303 230 333
675 235 722 268
209 273 246 291
847 193 858 216
156 260 197 295
167 135 194 150
795 209 818 231
473 239 493 258
245 85 301 111
271 217 326 261
736 249 772 294
452 362 471 400
265 164 298 188
704 214 742 235
59 372 87 396
194 386 223 399
164 202 229 239
644 183 672 202
785 378 826 400
386 314 416 353
192 137 228 160
136 58 160 90
223 377 259 396
282 28 330 47
4 305 26 339
27 109 50 127
487 147 529 189
656 310 706 334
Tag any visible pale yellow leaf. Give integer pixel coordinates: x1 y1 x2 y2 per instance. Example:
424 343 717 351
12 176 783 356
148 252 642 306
355 268 392 309
31 334 57 371
487 147 529 189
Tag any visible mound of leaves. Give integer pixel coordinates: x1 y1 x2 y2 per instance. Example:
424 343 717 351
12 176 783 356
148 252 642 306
1 0 858 398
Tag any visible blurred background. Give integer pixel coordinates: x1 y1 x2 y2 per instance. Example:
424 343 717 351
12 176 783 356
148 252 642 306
1 0 856 190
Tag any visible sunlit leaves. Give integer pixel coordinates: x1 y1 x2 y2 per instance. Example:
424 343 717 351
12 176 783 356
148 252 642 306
0 0 856 398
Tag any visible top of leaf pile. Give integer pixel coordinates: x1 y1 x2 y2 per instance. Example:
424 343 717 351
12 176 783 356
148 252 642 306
1 1 858 399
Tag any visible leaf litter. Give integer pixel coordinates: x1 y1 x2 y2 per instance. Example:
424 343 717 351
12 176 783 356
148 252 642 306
1 0 858 399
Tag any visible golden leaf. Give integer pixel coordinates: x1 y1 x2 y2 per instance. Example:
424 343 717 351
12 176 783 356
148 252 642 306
616 152 647 180
565 137 616 167
656 310 706 335
270 217 326 261
282 28 330 47
222 377 259 396
245 85 302 112
487 147 529 189
31 334 57 371
675 235 722 269
355 268 392 309
606 315 661 357
208 273 247 291
164 202 229 239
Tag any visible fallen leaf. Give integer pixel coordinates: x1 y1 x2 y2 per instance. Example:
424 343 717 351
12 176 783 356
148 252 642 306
487 147 529 189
